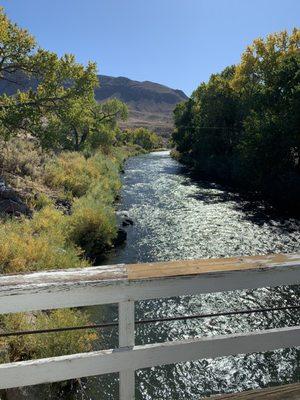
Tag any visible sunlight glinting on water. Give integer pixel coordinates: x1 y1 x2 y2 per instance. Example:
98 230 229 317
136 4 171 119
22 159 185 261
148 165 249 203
30 151 299 400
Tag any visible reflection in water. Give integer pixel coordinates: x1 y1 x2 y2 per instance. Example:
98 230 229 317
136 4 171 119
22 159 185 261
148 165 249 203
31 151 300 399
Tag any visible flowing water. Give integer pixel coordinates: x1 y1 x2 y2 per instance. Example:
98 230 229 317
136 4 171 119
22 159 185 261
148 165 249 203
83 151 300 400
31 151 300 399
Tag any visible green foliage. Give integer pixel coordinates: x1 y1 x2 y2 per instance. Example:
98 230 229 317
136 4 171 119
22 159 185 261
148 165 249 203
1 309 98 361
0 8 130 153
0 8 133 155
118 127 163 150
0 142 134 275
44 149 122 255
45 150 121 198
0 206 89 274
69 189 117 257
45 152 99 198
40 96 128 152
0 6 36 79
172 28 300 211
32 192 53 210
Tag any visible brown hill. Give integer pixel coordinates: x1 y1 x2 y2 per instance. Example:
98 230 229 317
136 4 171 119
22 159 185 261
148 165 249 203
95 75 188 137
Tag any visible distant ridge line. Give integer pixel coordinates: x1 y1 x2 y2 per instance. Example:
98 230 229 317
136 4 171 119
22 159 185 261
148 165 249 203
0 72 188 137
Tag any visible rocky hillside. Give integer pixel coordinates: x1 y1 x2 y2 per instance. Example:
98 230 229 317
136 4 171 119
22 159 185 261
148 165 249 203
95 76 188 137
0 73 188 138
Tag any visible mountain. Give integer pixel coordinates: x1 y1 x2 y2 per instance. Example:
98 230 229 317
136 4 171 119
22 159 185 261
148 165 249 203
0 73 188 137
95 76 188 137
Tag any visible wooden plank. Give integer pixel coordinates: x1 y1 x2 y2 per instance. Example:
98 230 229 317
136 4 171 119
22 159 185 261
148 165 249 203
204 382 300 399
119 370 135 400
0 264 127 287
1 253 299 288
127 253 300 280
0 253 300 314
119 301 135 400
119 301 135 348
0 326 299 390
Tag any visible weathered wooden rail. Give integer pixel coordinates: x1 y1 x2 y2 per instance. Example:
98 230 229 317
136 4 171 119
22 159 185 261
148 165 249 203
0 253 300 399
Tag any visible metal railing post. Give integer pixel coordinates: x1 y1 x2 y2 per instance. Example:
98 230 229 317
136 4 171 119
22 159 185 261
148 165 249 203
119 300 135 400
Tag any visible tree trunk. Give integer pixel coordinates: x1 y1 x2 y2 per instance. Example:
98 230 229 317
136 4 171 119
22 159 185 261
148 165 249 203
73 127 79 151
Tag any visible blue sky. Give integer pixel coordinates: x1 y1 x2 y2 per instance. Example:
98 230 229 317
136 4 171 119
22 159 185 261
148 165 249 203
2 0 299 95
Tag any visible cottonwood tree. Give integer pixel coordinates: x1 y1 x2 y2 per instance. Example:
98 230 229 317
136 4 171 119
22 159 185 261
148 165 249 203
0 7 99 144
37 96 128 151
172 28 300 210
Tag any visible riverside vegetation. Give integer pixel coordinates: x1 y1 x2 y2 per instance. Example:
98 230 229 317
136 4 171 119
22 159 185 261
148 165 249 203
0 7 161 398
172 29 300 214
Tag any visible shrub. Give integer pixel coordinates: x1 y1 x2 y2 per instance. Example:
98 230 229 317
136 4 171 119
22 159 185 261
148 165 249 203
45 150 122 199
43 150 122 257
45 152 97 198
0 137 47 180
0 206 89 274
2 309 98 361
68 185 118 257
32 193 54 210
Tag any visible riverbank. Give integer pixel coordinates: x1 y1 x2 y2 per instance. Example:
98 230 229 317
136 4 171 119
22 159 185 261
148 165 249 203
0 140 144 274
0 140 145 398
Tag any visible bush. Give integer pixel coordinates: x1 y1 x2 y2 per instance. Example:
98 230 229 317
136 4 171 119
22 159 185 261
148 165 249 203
0 137 47 180
0 206 89 274
43 150 123 257
45 150 122 199
68 188 117 257
32 193 54 210
45 152 98 198
2 309 98 361
0 144 132 374
0 147 128 273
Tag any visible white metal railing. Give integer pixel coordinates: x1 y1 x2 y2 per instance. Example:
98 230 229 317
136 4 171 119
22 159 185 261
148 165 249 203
0 253 300 399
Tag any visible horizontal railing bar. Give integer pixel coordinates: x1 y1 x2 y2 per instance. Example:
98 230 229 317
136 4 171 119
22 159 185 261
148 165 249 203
0 322 117 337
1 304 299 338
138 304 300 326
0 325 299 390
1 259 300 314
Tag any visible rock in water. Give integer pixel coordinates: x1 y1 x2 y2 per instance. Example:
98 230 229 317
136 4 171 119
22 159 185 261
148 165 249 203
114 228 127 246
122 217 134 227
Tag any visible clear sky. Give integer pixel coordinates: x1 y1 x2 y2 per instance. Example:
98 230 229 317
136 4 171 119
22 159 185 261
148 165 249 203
2 0 299 95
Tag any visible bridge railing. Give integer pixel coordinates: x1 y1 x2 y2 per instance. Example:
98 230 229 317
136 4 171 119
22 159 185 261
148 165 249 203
0 253 300 399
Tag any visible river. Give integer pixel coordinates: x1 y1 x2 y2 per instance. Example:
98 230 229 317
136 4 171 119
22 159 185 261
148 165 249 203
82 151 300 400
34 150 300 399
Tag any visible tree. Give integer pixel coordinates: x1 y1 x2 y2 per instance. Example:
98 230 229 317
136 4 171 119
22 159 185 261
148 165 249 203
0 7 99 143
233 29 300 184
132 127 162 150
173 68 241 178
0 6 36 81
35 95 128 151
172 28 300 211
